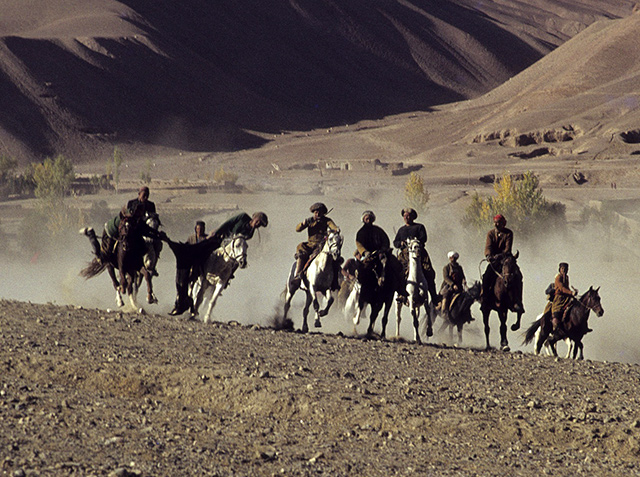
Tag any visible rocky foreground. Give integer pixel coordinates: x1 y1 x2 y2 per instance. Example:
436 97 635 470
1 299 640 476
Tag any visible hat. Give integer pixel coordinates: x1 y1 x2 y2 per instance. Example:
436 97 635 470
310 202 328 214
138 186 150 194
253 211 269 227
447 251 459 260
195 220 205 228
493 214 506 224
559 262 569 270
362 210 376 222
402 207 417 220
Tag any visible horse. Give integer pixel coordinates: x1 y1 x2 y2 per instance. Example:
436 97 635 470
480 252 525 351
346 250 403 339
523 286 604 360
190 235 248 323
80 215 150 310
394 238 433 344
134 212 162 304
283 231 343 332
436 280 481 345
530 320 579 359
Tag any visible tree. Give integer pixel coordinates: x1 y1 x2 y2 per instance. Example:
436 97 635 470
463 171 565 236
404 172 430 214
33 155 74 202
112 147 123 193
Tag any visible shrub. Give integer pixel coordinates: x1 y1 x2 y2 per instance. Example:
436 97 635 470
33 155 74 202
404 172 430 214
463 171 566 237
213 167 238 185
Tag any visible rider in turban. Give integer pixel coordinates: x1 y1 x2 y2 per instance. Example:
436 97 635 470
439 251 466 316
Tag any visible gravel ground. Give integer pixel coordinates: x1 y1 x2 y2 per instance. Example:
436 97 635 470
2 299 640 476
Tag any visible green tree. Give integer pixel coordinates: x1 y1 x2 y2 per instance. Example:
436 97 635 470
404 172 430 214
113 147 123 193
463 171 565 236
33 155 74 201
213 166 238 185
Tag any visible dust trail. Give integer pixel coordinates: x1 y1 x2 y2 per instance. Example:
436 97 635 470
1 190 637 364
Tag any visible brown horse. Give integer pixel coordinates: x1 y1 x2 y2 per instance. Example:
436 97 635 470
523 286 604 359
480 252 524 350
80 216 152 310
437 280 481 345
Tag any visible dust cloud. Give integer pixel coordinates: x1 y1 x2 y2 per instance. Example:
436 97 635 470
1 189 637 365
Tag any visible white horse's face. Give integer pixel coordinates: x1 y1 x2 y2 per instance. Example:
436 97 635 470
406 238 421 257
228 236 248 268
145 212 160 230
326 232 343 259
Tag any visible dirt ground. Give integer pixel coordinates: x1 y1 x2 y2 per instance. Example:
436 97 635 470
2 299 640 477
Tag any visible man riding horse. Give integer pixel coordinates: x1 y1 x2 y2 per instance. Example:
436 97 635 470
168 211 268 316
294 202 341 290
439 251 467 317
550 262 582 339
393 207 440 306
482 214 515 303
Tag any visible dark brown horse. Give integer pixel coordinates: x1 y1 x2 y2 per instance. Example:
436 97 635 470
437 280 481 345
346 251 404 339
480 252 524 350
80 216 152 310
523 286 604 359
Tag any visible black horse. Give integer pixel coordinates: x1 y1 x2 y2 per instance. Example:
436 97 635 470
523 286 604 359
480 252 524 350
81 216 151 310
347 251 404 339
437 280 481 345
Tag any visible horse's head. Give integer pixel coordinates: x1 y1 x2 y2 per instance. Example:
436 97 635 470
582 286 604 317
118 216 136 251
406 238 421 258
325 231 343 260
144 212 161 230
500 253 521 288
467 280 482 300
225 234 248 269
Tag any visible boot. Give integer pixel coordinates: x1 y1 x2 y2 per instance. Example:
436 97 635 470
440 296 449 317
294 257 305 279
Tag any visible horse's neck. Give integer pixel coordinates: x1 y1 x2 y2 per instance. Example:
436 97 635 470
407 253 422 281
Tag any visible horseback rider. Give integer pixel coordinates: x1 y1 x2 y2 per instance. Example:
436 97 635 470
294 202 340 282
481 214 514 301
127 185 156 216
393 207 440 306
188 221 207 245
439 251 467 317
550 262 579 339
169 211 269 316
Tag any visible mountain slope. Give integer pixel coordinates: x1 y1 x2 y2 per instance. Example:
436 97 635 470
0 0 634 164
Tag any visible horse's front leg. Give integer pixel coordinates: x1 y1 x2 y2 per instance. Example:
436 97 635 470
203 281 224 323
394 294 403 338
301 290 312 333
482 307 492 350
424 301 433 338
499 310 510 351
141 268 157 304
511 310 523 331
126 273 139 311
317 290 335 318
367 303 382 338
107 265 124 308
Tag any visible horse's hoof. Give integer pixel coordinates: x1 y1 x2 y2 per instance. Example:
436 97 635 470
415 337 422 345
314 319 322 328
426 327 433 337
301 325 309 333
511 323 520 331
148 296 158 305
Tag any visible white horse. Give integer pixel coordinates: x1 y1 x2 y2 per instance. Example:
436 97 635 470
283 231 343 332
395 238 433 344
136 212 162 304
190 235 248 323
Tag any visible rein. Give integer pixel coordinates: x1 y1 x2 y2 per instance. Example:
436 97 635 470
573 293 598 313
221 237 245 263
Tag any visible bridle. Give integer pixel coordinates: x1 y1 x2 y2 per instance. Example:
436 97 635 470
221 236 247 265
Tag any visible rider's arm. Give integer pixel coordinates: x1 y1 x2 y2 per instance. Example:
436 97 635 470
442 264 454 286
295 218 311 232
484 230 494 258
326 218 339 233
554 274 573 296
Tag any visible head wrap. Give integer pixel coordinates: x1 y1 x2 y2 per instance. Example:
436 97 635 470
253 212 269 227
401 208 417 220
362 210 376 223
310 202 328 214
447 251 459 260
493 214 506 225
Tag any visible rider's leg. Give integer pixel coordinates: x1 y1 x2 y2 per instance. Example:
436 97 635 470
426 267 441 306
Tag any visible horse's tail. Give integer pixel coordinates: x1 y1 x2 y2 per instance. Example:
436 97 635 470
523 316 542 345
80 258 107 279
